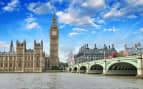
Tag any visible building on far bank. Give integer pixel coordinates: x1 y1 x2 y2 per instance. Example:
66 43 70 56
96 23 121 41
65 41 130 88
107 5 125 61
123 43 143 56
74 44 117 64
0 40 44 72
67 52 75 67
0 11 59 72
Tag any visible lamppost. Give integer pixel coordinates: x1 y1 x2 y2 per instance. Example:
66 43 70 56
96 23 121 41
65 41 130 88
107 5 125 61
104 49 106 60
137 44 142 57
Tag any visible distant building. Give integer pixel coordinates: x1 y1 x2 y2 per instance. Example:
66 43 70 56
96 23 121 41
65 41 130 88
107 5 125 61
123 43 143 56
0 40 44 72
67 52 75 67
0 11 60 72
49 11 59 67
74 44 117 64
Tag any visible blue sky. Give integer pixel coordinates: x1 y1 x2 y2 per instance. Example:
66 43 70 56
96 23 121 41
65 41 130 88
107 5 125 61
0 0 143 62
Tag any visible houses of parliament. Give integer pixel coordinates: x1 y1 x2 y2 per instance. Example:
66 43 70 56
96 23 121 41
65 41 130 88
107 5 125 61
0 13 59 72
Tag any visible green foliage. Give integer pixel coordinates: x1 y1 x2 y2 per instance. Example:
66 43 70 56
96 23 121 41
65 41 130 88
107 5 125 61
59 62 68 70
51 66 59 70
51 62 68 70
59 62 68 67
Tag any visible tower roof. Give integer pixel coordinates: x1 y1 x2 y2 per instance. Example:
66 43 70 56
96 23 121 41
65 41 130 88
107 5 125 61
52 10 56 24
10 40 13 47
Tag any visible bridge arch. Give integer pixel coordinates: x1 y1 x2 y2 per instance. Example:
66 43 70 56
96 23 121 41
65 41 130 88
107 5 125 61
69 68 72 72
88 64 103 74
73 67 78 72
107 61 137 75
79 66 87 73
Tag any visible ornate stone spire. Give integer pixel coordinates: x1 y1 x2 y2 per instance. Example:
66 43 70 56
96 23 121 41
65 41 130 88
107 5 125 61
52 9 56 24
50 9 59 67
10 40 14 52
94 43 96 49
112 44 114 48
124 44 127 50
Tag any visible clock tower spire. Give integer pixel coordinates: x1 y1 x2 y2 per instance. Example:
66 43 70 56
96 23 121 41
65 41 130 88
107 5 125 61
50 10 59 68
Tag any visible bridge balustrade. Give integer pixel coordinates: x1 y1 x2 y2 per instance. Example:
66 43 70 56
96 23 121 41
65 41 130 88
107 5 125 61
68 56 143 78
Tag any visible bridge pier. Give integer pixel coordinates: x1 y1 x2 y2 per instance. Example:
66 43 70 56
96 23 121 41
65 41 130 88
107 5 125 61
103 60 107 75
137 55 143 78
86 64 89 74
77 65 80 73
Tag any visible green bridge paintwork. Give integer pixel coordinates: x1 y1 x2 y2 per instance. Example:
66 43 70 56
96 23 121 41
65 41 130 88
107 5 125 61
68 56 143 77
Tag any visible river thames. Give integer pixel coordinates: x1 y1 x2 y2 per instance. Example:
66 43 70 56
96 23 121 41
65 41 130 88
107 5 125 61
0 73 143 89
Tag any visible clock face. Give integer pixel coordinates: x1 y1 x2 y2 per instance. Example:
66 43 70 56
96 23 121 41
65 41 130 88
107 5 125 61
52 31 56 36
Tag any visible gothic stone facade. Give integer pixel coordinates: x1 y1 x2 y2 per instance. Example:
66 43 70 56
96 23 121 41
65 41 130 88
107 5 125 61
49 12 59 67
0 40 44 72
0 12 59 72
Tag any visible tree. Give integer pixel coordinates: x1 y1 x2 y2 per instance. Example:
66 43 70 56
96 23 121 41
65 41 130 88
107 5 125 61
59 62 68 70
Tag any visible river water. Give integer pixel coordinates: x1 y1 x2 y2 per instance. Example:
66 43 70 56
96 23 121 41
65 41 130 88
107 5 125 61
0 73 143 89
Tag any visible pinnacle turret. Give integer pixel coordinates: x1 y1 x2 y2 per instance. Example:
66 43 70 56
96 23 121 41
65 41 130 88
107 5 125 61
10 40 14 52
52 9 56 24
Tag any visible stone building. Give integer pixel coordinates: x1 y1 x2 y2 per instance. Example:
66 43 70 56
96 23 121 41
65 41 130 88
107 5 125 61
67 52 75 67
0 11 59 72
123 43 143 56
74 44 117 64
0 40 44 72
49 11 59 67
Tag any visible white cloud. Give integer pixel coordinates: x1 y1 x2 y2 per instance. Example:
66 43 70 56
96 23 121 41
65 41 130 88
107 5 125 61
140 28 143 32
104 27 117 32
104 3 125 18
25 17 35 23
72 28 87 32
59 25 65 29
57 11 100 28
127 15 137 18
91 31 96 34
126 0 143 6
104 0 143 19
69 32 80 37
57 0 63 3
55 0 106 28
0 41 9 48
82 0 105 8
25 14 41 30
133 32 139 34
59 49 69 62
56 12 72 24
59 44 75 62
98 19 105 24
73 45 81 54
26 22 40 29
28 2 53 14
3 0 19 12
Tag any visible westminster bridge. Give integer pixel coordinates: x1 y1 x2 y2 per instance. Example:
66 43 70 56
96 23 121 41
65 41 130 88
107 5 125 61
68 55 143 78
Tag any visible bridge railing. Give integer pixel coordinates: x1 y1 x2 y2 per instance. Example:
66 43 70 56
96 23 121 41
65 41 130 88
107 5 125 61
73 55 137 66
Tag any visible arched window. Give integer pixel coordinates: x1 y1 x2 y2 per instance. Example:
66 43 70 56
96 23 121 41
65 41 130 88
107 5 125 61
0 57 3 67
9 57 12 67
5 57 8 67
25 56 27 67
36 56 40 67
18 57 22 67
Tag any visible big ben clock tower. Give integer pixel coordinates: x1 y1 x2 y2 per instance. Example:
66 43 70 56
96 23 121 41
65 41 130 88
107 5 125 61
50 11 59 67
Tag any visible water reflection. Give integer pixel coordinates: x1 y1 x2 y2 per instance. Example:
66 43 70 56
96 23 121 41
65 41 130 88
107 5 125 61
0 73 142 89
